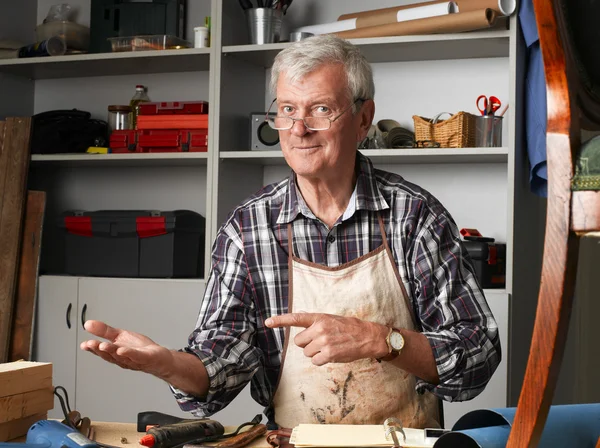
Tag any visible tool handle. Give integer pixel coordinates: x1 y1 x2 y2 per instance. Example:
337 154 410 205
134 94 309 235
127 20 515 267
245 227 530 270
149 420 225 448
216 424 267 448
137 411 197 432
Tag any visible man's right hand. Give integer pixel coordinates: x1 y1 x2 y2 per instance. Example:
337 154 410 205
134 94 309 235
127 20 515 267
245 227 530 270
80 320 174 379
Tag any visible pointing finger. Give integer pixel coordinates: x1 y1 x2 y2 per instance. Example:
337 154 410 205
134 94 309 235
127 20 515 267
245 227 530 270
265 313 321 328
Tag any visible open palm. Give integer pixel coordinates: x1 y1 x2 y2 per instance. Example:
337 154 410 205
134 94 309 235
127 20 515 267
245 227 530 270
80 320 174 378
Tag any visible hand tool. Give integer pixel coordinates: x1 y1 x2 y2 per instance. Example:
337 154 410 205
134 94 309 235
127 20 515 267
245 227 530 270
137 411 207 432
0 420 97 448
476 94 501 116
139 420 225 448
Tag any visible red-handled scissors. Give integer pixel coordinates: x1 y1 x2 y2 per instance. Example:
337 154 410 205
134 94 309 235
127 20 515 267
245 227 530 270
476 95 502 116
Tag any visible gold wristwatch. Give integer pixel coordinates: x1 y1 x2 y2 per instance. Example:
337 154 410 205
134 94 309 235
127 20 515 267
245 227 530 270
379 327 405 362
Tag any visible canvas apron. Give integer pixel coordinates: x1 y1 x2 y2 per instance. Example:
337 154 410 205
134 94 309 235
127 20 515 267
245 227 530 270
271 215 439 429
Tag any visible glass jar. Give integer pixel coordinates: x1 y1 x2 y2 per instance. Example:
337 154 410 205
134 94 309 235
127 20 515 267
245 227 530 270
107 105 132 134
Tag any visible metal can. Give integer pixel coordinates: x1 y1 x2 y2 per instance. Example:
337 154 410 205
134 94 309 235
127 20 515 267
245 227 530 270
18 36 66 58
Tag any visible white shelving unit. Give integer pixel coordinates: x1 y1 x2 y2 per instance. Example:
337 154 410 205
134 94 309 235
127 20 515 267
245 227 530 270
0 48 211 79
221 148 510 165
1 0 548 429
31 152 209 167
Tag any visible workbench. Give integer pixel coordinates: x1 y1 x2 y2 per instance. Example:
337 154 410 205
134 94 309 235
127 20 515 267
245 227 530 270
90 422 271 448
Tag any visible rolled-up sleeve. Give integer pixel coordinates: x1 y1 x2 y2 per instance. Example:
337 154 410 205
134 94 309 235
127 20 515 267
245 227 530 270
170 219 265 417
407 208 501 401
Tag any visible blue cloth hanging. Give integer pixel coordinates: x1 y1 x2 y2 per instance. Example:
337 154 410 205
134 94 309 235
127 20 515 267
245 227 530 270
519 0 548 197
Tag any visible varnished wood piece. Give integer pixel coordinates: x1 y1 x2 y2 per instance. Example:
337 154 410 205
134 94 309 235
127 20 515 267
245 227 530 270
0 117 32 362
9 191 46 361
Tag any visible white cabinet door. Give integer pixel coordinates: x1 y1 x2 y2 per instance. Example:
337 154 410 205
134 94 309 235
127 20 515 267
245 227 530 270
33 275 79 419
75 278 205 423
442 291 510 428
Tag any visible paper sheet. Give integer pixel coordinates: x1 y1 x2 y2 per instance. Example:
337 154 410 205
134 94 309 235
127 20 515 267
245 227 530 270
295 3 456 35
339 0 515 22
290 424 434 448
335 9 497 39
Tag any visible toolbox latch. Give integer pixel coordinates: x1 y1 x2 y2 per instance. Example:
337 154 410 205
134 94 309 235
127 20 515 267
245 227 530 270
136 216 167 238
65 216 93 237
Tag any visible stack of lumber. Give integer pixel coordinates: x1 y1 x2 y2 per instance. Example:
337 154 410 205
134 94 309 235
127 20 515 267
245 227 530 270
0 361 53 441
0 117 46 364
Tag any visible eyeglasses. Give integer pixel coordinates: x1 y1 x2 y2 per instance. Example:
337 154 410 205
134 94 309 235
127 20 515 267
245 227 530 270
265 98 364 131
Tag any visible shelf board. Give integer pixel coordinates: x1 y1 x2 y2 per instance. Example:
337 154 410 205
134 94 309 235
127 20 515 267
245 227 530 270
0 48 210 80
483 289 508 296
39 274 206 283
220 147 509 165
223 30 510 67
31 152 209 167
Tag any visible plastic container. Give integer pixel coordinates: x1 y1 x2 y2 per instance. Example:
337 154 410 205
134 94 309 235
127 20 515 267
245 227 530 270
138 101 209 115
107 105 131 134
108 35 191 52
463 240 506 288
36 21 90 52
59 210 206 278
136 114 208 130
194 26 209 48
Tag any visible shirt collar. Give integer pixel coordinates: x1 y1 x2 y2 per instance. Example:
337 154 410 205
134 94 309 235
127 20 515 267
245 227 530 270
277 152 389 225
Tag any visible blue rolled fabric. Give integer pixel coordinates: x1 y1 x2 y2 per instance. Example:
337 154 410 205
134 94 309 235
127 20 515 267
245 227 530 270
519 0 548 198
433 403 600 447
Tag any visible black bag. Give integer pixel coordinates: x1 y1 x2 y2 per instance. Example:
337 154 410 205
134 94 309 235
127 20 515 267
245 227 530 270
31 109 109 154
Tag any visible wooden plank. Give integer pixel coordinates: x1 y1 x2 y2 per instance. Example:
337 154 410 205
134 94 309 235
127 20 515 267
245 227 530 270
0 388 53 424
0 361 52 398
9 191 46 362
0 117 32 363
0 413 46 442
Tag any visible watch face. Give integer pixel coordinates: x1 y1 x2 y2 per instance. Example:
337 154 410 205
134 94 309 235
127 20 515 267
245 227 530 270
390 331 405 351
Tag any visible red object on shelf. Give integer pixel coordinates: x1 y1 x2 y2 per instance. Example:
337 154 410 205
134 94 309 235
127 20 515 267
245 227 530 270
138 101 209 115
137 129 208 153
64 216 93 237
109 130 138 153
460 228 483 238
137 114 208 130
136 216 167 238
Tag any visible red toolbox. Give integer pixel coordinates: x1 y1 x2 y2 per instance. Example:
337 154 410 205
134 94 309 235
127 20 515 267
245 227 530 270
138 101 209 115
137 114 209 130
109 130 138 153
137 129 208 152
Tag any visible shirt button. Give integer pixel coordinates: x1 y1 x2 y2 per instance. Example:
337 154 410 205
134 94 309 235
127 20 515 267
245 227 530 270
328 235 335 243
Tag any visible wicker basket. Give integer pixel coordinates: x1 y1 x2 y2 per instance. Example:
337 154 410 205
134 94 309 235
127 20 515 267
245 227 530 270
412 111 477 148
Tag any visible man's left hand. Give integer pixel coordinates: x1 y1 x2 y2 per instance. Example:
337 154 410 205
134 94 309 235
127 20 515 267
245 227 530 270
265 313 388 365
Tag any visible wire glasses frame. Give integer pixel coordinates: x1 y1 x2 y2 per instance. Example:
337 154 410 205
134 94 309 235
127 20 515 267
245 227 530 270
265 98 365 131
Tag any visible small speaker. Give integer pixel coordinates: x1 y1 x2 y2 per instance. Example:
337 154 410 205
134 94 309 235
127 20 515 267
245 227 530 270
250 112 280 151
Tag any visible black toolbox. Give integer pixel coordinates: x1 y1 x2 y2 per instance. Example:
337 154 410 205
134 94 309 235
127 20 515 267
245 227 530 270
59 210 205 278
463 240 506 289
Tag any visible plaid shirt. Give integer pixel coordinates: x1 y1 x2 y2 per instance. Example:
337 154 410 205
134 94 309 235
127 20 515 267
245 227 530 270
173 153 501 419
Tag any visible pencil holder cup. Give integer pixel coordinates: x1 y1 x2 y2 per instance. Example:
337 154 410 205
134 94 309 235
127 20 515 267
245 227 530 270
246 8 283 45
475 116 503 147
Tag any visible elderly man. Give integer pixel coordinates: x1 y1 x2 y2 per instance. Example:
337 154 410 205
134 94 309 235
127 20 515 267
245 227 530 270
81 35 500 430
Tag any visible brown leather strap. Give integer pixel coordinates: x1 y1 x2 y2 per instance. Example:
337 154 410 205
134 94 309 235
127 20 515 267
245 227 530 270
266 429 294 448
215 424 267 448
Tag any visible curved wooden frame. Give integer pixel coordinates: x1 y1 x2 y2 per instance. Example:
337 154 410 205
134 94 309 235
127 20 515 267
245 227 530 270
507 1 600 446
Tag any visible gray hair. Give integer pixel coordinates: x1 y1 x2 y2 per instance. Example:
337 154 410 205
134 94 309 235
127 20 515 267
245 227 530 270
270 35 375 113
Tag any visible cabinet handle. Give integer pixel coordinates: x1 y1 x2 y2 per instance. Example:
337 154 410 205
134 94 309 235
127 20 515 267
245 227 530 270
81 304 87 330
66 303 72 329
